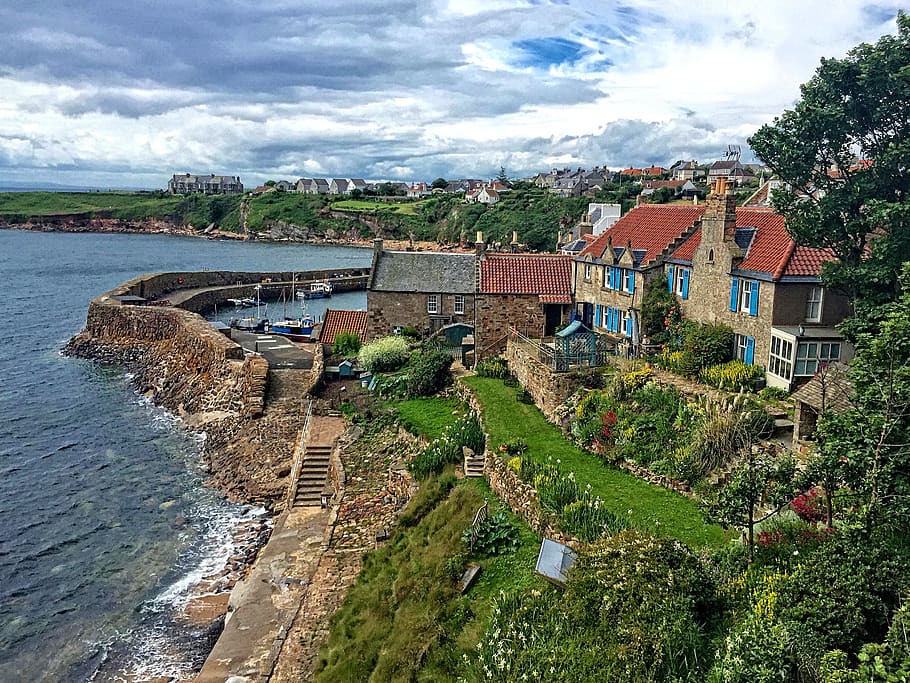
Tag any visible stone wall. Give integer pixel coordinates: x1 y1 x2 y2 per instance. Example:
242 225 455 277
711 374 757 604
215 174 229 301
366 290 476 340
475 293 548 358
503 338 589 420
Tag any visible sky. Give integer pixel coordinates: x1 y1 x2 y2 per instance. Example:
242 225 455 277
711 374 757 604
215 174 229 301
0 1 904 190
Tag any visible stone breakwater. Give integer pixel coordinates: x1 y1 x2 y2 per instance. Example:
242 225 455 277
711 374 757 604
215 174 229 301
65 271 320 507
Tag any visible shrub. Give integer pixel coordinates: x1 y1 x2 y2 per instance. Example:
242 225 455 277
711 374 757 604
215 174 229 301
332 332 361 357
406 349 453 397
709 613 793 683
621 365 653 392
462 511 519 555
791 487 826 523
533 460 580 513
655 349 701 377
408 412 485 480
475 356 510 379
683 322 734 367
498 438 528 456
358 335 410 373
759 386 790 402
700 360 764 391
683 394 771 479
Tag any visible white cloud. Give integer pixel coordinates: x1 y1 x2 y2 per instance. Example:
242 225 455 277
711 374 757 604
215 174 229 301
0 0 904 187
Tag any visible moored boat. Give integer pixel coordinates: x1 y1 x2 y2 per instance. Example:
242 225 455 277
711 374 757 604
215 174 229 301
297 281 333 299
269 315 316 342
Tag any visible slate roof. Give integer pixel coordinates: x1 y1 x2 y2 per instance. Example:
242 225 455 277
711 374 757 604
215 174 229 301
667 208 835 279
320 309 368 345
371 251 475 293
791 363 854 413
480 254 572 298
578 204 704 266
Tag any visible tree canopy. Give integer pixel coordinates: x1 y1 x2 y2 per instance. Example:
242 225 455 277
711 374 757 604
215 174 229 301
749 11 910 306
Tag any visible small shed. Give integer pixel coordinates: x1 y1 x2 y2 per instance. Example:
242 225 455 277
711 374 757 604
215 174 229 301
338 359 356 378
553 320 597 371
791 363 854 444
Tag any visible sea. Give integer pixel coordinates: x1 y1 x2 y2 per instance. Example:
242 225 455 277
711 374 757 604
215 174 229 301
0 229 370 682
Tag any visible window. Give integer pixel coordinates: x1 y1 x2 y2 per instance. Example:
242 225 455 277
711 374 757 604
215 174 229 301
795 341 841 376
454 294 465 315
806 286 823 322
584 263 592 280
768 335 793 380
624 269 635 294
674 267 690 300
730 278 759 316
735 334 756 365
605 266 622 290
708 248 715 263
426 295 438 314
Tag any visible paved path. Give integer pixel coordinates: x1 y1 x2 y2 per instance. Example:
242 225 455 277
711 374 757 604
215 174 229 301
195 416 346 683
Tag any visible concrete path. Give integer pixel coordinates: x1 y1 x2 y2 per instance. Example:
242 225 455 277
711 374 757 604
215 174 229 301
195 415 346 683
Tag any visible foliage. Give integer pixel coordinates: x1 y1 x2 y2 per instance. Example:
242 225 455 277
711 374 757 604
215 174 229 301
749 12 910 306
497 437 527 456
463 511 520 555
408 412 485 480
358 335 410 373
405 348 453 398
708 612 793 683
682 322 734 368
561 487 630 541
790 487 826 524
818 602 910 682
468 530 718 682
654 349 702 377
700 360 764 391
392 396 463 440
331 331 361 357
640 275 680 345
759 386 790 402
464 376 728 547
474 356 510 379
706 450 796 561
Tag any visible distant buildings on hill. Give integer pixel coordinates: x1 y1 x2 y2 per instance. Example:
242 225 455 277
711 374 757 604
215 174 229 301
168 173 243 195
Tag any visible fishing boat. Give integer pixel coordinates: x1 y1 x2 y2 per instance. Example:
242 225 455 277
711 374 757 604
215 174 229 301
227 297 256 307
296 280 333 300
269 315 316 342
230 315 270 332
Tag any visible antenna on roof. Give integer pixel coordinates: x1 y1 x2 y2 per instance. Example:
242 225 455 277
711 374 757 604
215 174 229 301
724 144 742 162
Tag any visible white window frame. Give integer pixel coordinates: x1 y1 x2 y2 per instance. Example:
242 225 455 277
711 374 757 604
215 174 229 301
427 294 439 314
806 286 823 322
624 269 635 294
674 267 688 296
795 341 841 376
735 334 750 362
740 280 756 313
768 335 793 380
453 294 465 315
584 263 592 280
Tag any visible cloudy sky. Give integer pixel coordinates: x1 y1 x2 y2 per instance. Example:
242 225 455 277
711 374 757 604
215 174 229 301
0 1 903 189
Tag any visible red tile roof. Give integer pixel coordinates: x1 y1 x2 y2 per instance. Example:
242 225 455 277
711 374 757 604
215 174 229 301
319 309 368 345
539 293 573 304
668 207 835 278
579 204 704 266
480 254 572 296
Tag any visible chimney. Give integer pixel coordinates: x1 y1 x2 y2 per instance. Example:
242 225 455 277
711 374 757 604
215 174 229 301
701 178 737 245
510 231 519 253
373 238 383 255
475 231 485 256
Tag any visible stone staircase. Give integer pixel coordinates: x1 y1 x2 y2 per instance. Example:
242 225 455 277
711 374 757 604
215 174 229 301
464 447 485 478
293 443 333 507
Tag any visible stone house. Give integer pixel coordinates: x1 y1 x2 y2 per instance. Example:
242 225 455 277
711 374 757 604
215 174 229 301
167 173 243 195
366 238 572 358
329 179 349 195
670 160 703 181
664 179 853 390
573 203 704 356
366 241 477 339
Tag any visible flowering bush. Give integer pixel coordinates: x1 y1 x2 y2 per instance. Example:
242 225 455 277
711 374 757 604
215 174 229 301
475 356 510 379
791 487 826 523
408 412 485 480
561 487 629 541
700 360 764 391
621 365 653 391
358 335 410 373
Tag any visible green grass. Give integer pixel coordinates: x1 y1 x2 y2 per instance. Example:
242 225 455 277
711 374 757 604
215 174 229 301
315 473 542 683
391 397 465 440
0 191 182 217
463 376 728 548
331 199 422 216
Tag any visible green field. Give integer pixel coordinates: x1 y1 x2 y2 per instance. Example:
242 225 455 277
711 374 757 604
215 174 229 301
331 199 422 216
463 376 729 547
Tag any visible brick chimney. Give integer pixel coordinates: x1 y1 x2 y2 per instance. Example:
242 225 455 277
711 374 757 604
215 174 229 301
510 230 519 253
475 231 485 256
701 178 737 245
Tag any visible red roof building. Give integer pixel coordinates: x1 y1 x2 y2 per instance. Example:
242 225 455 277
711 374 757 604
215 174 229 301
320 309 368 345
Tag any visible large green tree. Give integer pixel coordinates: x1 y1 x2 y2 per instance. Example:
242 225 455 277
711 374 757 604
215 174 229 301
749 12 910 306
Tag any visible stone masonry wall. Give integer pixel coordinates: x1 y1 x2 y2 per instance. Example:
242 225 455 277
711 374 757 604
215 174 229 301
475 293 548 358
503 338 589 420
366 291 476 341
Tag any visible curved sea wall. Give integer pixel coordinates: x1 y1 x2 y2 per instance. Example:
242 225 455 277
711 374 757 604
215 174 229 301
66 269 351 505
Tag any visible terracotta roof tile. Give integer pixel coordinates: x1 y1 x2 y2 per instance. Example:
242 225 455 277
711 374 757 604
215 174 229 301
668 207 835 278
319 309 367 345
480 254 572 296
579 204 704 266
539 293 573 303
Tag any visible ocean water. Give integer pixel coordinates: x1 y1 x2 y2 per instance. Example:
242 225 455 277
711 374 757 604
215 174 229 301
0 230 369 681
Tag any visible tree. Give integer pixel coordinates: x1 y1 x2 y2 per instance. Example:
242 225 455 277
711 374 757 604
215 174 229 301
748 12 910 306
497 165 509 186
639 275 678 345
708 449 796 561
430 177 447 190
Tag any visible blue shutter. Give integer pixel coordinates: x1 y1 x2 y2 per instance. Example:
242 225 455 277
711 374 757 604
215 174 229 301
667 266 675 292
729 277 740 312
681 269 690 300
595 304 602 328
745 337 755 365
749 281 759 317
628 270 635 294
612 267 620 290
610 307 617 333
625 314 633 337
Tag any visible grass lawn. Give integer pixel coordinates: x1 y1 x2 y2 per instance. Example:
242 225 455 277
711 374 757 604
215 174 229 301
390 396 465 440
0 191 183 217
331 199 421 216
463 376 729 548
